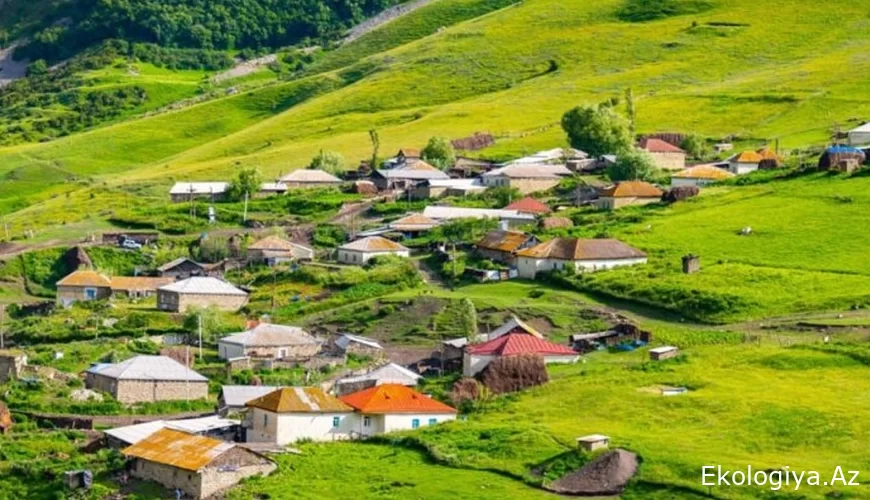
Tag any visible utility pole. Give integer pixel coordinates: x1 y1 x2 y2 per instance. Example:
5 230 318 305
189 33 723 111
0 305 5 350
198 314 203 360
243 191 249 223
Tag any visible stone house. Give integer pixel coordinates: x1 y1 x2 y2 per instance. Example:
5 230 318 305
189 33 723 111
388 213 440 238
257 182 288 197
85 355 209 404
0 350 27 383
334 334 385 360
371 161 450 191
56 270 113 307
110 277 175 299
339 384 457 438
245 387 355 444
123 428 275 499
596 181 664 210
279 169 343 189
463 333 579 376
475 230 539 266
482 164 572 194
157 277 248 312
333 363 422 396
218 323 322 360
337 237 409 265
515 238 647 279
156 258 209 280
169 182 229 203
670 164 734 188
246 236 314 265
410 179 486 199
638 138 686 171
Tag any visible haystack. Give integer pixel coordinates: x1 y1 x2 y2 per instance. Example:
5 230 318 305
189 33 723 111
539 217 573 230
478 354 549 394
545 449 638 496
662 185 699 203
351 180 378 196
62 246 93 271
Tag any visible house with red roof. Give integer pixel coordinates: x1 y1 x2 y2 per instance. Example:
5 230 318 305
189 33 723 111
504 196 551 215
638 138 686 171
463 333 579 376
339 384 457 437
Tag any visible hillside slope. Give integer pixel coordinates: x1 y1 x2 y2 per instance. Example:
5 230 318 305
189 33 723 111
1 0 870 233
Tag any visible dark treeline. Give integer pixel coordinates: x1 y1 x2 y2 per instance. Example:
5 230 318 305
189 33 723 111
16 0 405 62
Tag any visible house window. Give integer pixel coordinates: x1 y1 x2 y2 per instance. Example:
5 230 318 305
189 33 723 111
411 418 420 429
428 418 437 426
263 414 268 427
363 416 371 427
333 416 340 428
85 288 97 300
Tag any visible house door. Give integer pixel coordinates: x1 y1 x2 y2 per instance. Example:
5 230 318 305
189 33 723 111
278 349 288 359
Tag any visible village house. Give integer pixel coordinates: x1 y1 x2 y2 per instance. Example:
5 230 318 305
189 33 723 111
449 157 496 178
463 333 579 376
337 236 410 265
85 355 209 404
728 151 764 174
596 181 664 210
388 213 440 238
105 415 240 449
848 123 870 147
218 323 322 361
333 363 422 396
56 270 113 307
756 148 783 169
123 429 275 499
110 276 175 299
482 164 572 194
638 138 686 171
422 206 536 228
258 182 288 197
247 235 314 265
157 277 248 312
504 196 552 215
245 387 355 444
506 148 587 166
371 161 450 191
515 238 647 279
156 257 209 279
442 315 543 368
411 178 486 199
279 169 344 189
339 384 457 437
476 230 539 265
218 385 279 416
169 182 229 203
334 333 385 359
670 164 735 188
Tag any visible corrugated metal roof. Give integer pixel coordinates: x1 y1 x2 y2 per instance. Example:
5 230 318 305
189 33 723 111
260 182 288 192
340 384 456 414
484 164 572 179
122 428 234 471
106 416 238 445
279 169 342 184
488 315 544 339
516 238 646 261
505 197 551 214
476 230 533 253
169 182 229 195
376 164 451 180
87 355 208 382
423 206 535 221
730 151 764 163
57 270 112 288
389 213 439 231
337 363 422 386
156 257 204 272
467 333 577 356
220 385 279 408
158 277 248 296
219 323 320 347
246 387 353 413
335 334 383 350
598 181 663 198
339 236 408 253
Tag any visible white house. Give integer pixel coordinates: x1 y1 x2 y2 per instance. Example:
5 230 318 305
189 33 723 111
333 363 422 396
338 384 457 437
463 333 579 376
337 236 409 265
848 123 870 147
515 238 647 279
670 164 735 188
422 206 536 227
217 323 322 360
245 387 356 444
728 151 764 175
169 182 229 202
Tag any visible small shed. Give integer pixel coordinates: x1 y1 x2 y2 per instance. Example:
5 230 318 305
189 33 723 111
818 146 866 171
577 434 610 452
649 346 680 361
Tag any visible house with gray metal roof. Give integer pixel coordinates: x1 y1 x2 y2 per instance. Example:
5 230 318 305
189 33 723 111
218 385 280 416
218 323 322 361
157 277 248 312
85 355 209 404
333 363 422 396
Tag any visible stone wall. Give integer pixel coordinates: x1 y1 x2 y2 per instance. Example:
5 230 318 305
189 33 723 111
87 373 209 404
56 285 111 306
0 353 26 383
157 290 248 312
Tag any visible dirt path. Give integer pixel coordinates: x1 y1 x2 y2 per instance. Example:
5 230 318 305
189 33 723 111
342 0 437 44
0 40 28 88
211 54 277 84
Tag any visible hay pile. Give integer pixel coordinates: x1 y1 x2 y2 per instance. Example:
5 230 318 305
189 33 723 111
539 217 573 230
545 449 638 495
351 180 378 196
449 377 481 407
479 354 548 394
662 185 699 203
63 246 93 271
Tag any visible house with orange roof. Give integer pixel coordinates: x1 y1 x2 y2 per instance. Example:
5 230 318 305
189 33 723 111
671 164 735 188
504 196 552 215
475 229 539 265
56 269 113 307
244 387 356 444
463 333 579 376
638 138 686 171
339 384 457 437
337 236 410 265
728 151 764 175
595 181 664 210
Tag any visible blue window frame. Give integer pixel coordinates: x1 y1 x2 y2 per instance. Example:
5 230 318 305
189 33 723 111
428 418 437 426
411 418 420 429
332 416 340 428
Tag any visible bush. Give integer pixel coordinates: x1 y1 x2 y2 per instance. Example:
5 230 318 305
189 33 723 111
617 0 716 22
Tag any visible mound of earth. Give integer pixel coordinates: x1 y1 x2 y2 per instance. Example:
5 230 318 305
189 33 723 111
545 449 638 496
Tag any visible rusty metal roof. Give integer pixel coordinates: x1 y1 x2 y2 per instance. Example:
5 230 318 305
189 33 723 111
122 428 234 471
246 387 353 414
56 270 112 288
476 230 533 253
598 181 663 198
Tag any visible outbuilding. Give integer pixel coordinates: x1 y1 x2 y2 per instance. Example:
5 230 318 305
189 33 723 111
156 257 209 280
245 387 355 444
85 355 209 404
596 181 663 210
670 164 735 188
218 323 321 361
476 230 539 265
482 164 572 194
169 182 229 203
157 277 248 312
279 169 343 189
123 429 275 499
848 123 870 147
105 416 240 448
333 363 422 396
337 237 409 265
334 333 385 359
649 346 680 361
56 270 113 307
728 151 764 175
388 213 440 237
247 235 314 265
577 434 610 452
110 276 175 299
463 333 579 376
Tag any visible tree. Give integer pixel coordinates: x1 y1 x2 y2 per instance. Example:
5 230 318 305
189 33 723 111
227 166 262 201
368 129 380 169
27 59 49 77
308 150 345 174
435 218 499 278
183 306 224 347
680 133 708 160
422 136 456 170
606 150 658 182
625 88 637 139
458 298 478 343
561 104 633 157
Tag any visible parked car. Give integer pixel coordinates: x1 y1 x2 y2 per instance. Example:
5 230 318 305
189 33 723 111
120 237 142 250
